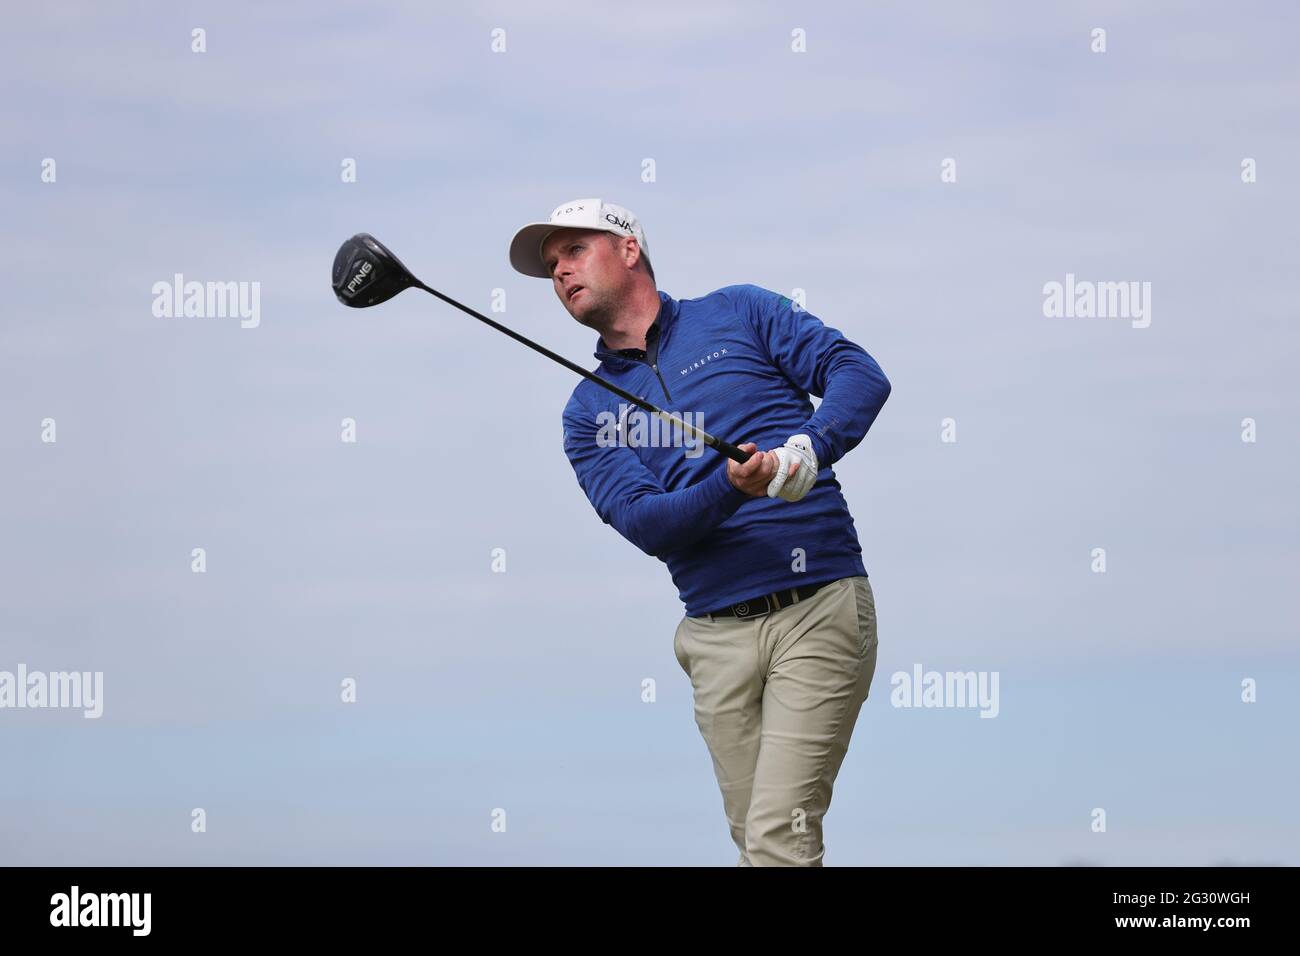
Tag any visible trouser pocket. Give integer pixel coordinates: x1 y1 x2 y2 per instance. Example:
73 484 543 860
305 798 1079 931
673 618 690 673
851 577 877 660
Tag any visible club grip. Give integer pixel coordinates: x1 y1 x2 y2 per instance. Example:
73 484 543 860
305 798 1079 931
710 437 754 464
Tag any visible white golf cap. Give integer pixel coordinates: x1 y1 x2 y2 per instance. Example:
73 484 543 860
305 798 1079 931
509 198 650 279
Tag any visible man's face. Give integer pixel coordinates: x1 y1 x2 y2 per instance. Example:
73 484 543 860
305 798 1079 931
541 228 631 327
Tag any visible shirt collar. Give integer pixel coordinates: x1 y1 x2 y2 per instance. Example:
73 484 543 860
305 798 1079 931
593 291 677 367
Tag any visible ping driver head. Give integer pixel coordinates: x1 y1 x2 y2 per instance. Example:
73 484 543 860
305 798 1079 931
332 233 422 307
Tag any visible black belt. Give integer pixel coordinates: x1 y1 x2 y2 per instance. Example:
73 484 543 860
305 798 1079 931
706 581 831 621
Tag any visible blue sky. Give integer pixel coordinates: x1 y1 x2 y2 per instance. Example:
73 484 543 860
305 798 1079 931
1 0 1296 865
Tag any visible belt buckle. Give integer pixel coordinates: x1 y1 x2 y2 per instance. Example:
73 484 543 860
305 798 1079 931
731 594 771 621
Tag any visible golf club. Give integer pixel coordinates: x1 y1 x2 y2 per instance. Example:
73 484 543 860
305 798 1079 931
331 233 755 464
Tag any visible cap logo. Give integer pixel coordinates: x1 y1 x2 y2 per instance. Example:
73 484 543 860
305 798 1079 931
604 213 632 232
553 204 586 218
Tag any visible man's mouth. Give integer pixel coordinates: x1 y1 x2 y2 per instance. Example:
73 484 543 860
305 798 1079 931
568 286 584 301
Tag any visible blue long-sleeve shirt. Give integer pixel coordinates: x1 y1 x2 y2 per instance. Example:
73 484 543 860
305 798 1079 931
561 284 890 616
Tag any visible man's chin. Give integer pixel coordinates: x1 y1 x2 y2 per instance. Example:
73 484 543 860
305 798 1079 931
569 302 603 328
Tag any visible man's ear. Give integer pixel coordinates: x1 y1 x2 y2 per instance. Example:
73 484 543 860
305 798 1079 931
624 238 643 269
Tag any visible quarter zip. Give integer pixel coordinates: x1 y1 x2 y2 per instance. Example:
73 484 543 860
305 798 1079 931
592 293 679 403
616 354 673 403
644 320 673 402
649 362 673 402
611 320 674 402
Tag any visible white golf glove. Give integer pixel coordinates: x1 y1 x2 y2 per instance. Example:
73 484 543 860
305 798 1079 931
767 433 818 502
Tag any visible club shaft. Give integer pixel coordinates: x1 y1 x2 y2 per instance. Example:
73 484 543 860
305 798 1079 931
415 282 754 464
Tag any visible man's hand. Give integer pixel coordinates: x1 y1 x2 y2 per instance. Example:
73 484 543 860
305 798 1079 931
766 434 818 502
727 442 795 497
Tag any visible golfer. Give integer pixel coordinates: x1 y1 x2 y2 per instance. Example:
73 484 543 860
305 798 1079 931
509 199 892 866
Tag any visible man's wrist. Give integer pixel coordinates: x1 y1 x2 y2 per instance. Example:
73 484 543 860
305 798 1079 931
801 430 829 468
715 457 750 503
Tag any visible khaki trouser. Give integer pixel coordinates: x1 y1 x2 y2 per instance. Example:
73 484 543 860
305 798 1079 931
673 575 878 866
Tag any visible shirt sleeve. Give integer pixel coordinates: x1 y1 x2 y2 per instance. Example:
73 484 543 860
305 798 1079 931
725 284 891 466
562 391 751 558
